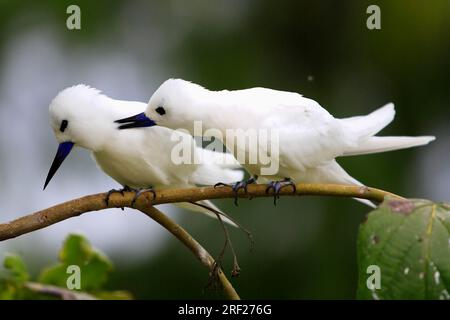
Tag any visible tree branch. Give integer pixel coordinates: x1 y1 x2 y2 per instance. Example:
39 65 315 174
0 183 401 299
24 282 97 300
137 205 240 300
0 183 401 242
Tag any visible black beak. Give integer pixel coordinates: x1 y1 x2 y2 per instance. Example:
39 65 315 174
115 112 156 129
43 141 75 190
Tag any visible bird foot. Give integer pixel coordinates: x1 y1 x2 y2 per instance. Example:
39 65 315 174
265 178 297 205
105 185 135 210
214 176 257 206
131 188 156 207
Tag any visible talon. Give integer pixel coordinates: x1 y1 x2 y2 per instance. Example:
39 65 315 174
105 188 124 206
265 178 296 206
232 181 247 206
215 177 257 206
105 185 136 208
265 181 276 194
214 182 229 189
131 188 156 207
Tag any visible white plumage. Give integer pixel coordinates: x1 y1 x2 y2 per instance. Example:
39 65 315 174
47 85 243 224
140 79 435 206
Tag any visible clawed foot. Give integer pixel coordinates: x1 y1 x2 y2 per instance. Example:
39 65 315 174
131 188 156 207
105 186 156 209
265 178 297 205
105 185 135 209
214 176 257 206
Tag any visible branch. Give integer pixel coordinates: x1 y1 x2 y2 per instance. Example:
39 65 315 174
0 183 401 299
0 183 401 242
138 206 240 300
24 282 97 300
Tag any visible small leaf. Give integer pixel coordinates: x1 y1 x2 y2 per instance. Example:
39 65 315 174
357 198 450 299
59 234 92 265
39 234 113 291
3 255 29 283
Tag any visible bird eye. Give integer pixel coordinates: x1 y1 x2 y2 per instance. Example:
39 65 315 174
155 106 166 116
59 120 68 132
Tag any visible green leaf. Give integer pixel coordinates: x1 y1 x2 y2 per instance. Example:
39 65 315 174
0 280 17 300
357 198 450 299
39 234 113 292
3 255 29 282
59 233 92 265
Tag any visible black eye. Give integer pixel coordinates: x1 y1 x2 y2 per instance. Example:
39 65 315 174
155 106 166 115
59 120 68 132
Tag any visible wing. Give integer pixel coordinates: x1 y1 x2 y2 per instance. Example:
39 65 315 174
217 88 354 173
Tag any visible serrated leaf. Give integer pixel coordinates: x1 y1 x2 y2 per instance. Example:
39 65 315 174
357 198 450 300
3 255 29 283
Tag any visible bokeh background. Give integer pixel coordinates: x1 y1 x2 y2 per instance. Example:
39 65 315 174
0 0 449 299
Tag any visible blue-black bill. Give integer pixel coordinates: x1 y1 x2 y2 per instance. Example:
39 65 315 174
43 141 75 190
115 112 156 129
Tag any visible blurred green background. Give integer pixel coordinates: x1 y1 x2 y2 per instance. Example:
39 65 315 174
0 0 449 299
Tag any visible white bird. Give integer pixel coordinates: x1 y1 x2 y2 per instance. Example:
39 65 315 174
115 78 435 206
44 85 244 225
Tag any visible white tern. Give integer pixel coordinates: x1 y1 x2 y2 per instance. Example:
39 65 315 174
116 79 435 206
44 85 244 225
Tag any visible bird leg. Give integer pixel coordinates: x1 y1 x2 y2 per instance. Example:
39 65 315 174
131 187 157 207
105 185 135 209
265 178 297 205
214 176 258 206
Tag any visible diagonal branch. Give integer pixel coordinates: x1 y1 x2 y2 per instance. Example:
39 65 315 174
137 206 240 300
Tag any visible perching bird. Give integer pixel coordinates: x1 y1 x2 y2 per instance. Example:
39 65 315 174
44 84 244 224
115 78 435 206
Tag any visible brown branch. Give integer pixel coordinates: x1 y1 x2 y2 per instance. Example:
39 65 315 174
24 282 97 300
0 183 401 242
0 183 402 299
138 205 240 300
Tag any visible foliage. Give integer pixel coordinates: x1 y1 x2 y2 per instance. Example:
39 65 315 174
0 234 132 300
357 198 450 299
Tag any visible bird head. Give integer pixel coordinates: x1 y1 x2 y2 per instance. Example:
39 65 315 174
116 79 201 132
44 85 114 189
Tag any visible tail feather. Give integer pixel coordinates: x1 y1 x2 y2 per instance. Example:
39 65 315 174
343 136 435 156
173 200 238 227
341 103 435 156
301 161 376 207
341 103 395 139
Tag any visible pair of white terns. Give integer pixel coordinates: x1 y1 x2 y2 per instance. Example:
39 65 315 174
44 79 434 224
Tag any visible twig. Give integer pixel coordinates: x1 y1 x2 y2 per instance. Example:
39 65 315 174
24 282 97 300
137 206 240 300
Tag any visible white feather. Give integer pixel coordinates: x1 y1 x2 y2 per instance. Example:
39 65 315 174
48 85 242 225
144 79 436 207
